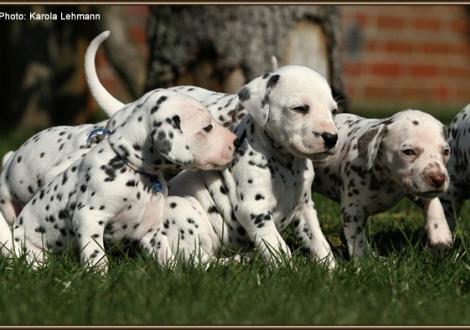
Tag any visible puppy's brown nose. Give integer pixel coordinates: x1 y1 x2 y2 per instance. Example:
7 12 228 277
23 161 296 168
428 172 446 188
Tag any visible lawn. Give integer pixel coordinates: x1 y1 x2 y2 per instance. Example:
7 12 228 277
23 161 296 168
0 109 469 325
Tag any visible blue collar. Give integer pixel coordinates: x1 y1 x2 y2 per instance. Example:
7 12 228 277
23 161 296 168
86 127 112 146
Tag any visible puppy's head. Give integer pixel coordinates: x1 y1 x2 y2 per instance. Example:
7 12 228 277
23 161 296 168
237 65 338 162
358 110 450 198
147 91 236 170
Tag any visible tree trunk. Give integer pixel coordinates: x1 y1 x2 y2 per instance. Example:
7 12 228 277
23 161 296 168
146 5 348 111
0 5 146 133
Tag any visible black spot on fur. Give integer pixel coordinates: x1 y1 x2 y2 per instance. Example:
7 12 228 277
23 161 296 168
266 74 280 89
238 87 250 101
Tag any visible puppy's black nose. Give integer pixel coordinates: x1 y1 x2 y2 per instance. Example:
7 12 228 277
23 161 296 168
321 132 338 150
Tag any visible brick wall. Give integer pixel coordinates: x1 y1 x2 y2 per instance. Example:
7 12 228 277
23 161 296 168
96 5 470 113
341 5 470 112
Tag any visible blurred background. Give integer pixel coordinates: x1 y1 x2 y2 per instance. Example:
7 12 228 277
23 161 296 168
1 4 469 151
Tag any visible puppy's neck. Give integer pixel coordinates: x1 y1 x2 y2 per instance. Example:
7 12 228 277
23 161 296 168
107 111 175 174
370 150 397 187
248 118 290 156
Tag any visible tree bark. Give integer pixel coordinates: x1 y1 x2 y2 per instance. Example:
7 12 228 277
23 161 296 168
146 5 348 112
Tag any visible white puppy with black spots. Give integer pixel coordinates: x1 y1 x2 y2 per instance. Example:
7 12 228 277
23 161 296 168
0 31 241 258
166 66 339 268
3 89 236 272
312 110 452 258
86 31 339 268
439 104 470 232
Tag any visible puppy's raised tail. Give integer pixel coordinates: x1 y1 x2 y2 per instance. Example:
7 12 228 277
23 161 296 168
85 31 125 117
2 151 14 169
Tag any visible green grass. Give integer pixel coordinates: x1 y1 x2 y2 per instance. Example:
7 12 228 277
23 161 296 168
0 196 469 325
1 109 470 325
350 101 465 125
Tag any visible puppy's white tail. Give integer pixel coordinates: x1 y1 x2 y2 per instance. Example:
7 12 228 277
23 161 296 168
271 56 279 71
85 31 125 117
2 151 14 169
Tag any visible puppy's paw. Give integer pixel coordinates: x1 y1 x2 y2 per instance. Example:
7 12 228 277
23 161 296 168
427 224 453 250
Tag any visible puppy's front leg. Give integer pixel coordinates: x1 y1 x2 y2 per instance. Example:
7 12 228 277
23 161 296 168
236 203 291 265
440 195 463 233
73 209 110 273
422 197 453 248
340 203 368 258
294 200 336 269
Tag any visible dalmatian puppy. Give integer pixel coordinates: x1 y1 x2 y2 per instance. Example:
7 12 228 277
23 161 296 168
6 89 236 272
0 31 245 259
163 65 340 268
0 30 236 224
84 31 339 267
89 32 338 268
312 110 452 258
439 103 470 232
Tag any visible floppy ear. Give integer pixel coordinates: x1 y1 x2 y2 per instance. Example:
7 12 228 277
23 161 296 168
237 73 280 127
151 115 193 167
357 124 387 171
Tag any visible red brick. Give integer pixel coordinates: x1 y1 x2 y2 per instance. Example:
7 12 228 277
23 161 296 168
401 87 432 100
452 44 470 56
456 88 470 100
377 15 405 29
419 43 450 54
343 62 365 75
434 85 450 102
408 64 440 77
370 63 403 77
413 18 442 31
383 41 413 53
365 40 381 52
365 86 392 98
354 13 368 26
450 19 469 33
445 66 470 78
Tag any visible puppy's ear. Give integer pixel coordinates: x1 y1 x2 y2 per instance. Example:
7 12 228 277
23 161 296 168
237 73 280 127
271 56 279 71
357 124 387 171
151 115 193 167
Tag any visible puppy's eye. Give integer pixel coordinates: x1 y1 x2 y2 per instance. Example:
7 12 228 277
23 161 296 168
203 124 213 133
443 147 451 157
291 105 309 114
402 148 416 156
332 108 339 115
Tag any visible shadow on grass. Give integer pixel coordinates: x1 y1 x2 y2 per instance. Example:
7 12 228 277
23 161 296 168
369 226 427 257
